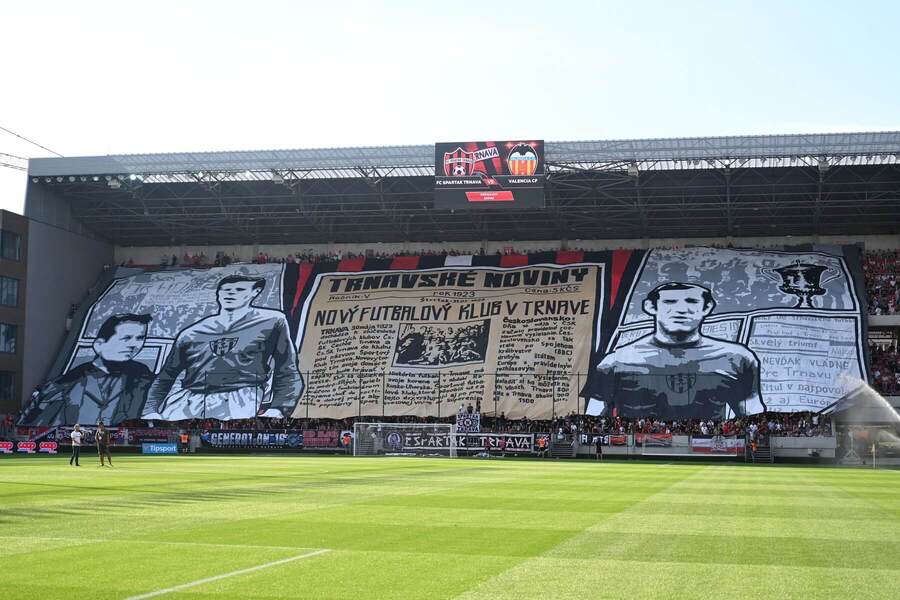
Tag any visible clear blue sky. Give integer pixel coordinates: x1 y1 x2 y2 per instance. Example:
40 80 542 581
1 0 898 212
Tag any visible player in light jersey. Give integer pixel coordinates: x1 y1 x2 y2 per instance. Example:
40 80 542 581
589 282 764 420
143 275 303 421
69 424 83 466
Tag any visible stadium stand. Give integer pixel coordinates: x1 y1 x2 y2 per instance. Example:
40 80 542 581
869 343 900 395
7 132 899 464
864 250 900 315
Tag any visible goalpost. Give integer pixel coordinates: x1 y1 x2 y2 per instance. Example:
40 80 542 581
353 422 458 457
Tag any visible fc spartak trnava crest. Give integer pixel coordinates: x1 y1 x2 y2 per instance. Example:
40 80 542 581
443 147 477 177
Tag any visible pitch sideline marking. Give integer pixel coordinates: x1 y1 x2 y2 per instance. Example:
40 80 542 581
124 548 331 599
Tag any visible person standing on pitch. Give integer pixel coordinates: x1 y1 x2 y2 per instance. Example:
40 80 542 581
96 422 113 467
70 424 83 466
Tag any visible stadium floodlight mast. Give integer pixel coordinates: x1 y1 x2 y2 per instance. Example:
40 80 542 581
353 422 458 458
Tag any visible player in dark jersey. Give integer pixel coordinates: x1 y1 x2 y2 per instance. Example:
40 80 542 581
589 282 764 420
142 275 302 421
96 421 113 467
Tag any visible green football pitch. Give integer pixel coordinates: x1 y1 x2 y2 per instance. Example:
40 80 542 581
1 455 899 599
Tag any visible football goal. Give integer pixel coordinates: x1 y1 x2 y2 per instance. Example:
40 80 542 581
353 422 457 457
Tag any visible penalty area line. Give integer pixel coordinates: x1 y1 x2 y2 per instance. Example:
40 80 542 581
124 548 331 599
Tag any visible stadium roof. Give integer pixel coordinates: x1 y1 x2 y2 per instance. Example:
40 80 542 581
26 131 900 246
29 131 900 180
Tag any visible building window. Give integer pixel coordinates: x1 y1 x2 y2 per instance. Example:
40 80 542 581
0 277 18 307
0 323 16 353
0 371 14 403
1 230 21 261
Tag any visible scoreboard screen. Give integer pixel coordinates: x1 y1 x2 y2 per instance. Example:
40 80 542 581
434 140 545 209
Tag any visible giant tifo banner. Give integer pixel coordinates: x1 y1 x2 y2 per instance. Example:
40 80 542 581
293 263 599 419
19 264 298 426
18 245 869 425
588 246 867 419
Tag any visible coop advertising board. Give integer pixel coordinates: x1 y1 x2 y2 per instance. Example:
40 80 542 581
434 140 545 209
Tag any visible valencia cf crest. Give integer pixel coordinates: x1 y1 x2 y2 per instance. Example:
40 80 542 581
209 337 238 356
443 147 477 177
506 144 539 176
666 373 696 394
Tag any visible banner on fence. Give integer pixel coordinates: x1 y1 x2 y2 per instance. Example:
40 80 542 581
456 412 481 433
635 433 673 447
400 432 535 452
200 430 303 449
691 435 745 453
301 429 342 448
581 433 629 446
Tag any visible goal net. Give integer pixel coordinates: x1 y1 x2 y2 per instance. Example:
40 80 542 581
353 422 457 457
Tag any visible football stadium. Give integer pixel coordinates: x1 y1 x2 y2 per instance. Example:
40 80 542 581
2 132 900 599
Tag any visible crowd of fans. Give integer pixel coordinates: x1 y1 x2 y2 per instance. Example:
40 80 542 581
123 246 586 269
486 411 832 438
101 409 831 441
144 240 818 270
864 250 900 315
869 343 900 395
115 247 900 317
0 413 15 437
114 245 900 316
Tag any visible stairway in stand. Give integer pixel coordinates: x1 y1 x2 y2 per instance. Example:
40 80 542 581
550 439 575 459
746 444 774 464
